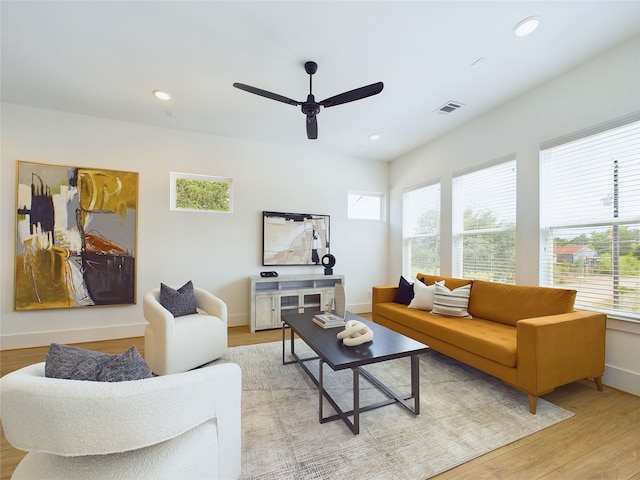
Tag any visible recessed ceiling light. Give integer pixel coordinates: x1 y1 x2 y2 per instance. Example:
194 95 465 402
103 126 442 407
513 16 540 37
152 89 171 101
369 134 380 141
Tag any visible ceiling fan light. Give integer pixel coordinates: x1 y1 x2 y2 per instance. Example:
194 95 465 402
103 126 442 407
513 16 540 37
152 89 171 101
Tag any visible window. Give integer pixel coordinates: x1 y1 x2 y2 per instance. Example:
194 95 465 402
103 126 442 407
348 191 384 220
540 113 640 321
452 155 517 283
402 182 440 278
170 172 232 213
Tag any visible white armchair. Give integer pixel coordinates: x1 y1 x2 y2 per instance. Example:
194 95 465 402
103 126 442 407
1 361 242 480
144 286 228 375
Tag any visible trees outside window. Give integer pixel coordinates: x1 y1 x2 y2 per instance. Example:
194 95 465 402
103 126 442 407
540 115 640 319
453 156 517 283
170 172 232 213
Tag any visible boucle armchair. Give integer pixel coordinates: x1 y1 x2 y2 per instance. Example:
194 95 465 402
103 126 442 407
144 286 228 375
1 361 242 480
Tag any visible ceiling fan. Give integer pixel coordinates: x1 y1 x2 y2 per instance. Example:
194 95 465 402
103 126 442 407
233 61 383 140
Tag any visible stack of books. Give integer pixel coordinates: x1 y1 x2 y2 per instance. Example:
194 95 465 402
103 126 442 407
312 312 345 329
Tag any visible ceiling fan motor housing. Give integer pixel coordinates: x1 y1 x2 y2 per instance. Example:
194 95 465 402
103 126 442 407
302 95 320 116
304 61 318 75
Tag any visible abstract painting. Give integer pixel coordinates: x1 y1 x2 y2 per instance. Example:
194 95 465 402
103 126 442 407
15 161 138 310
262 211 330 266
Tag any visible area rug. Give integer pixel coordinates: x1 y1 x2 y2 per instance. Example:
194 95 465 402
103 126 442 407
209 340 574 480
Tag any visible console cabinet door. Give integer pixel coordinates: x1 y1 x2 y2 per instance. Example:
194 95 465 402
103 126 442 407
254 294 277 330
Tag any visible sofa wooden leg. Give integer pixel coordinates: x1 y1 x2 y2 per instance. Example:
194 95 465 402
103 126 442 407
528 394 537 414
594 376 604 392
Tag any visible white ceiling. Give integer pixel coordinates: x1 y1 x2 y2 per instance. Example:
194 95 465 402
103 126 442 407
2 1 639 162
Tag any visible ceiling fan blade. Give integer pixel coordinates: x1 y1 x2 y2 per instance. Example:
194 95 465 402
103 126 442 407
306 115 318 140
319 82 384 108
233 83 301 106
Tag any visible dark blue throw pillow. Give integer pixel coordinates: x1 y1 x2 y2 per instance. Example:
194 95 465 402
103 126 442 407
393 276 416 305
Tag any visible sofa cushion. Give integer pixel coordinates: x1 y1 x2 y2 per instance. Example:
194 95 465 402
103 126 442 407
393 276 415 305
468 280 577 326
160 280 198 317
374 304 516 367
431 283 472 318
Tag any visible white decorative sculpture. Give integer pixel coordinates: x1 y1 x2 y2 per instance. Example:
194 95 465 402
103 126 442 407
334 283 346 318
337 320 374 346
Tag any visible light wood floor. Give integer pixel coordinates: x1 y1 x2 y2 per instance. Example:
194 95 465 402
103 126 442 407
1 324 639 480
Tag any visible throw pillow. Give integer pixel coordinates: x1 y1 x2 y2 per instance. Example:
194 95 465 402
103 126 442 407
408 280 444 311
160 280 197 317
97 346 153 382
45 344 152 382
393 276 415 305
45 343 116 381
431 283 472 318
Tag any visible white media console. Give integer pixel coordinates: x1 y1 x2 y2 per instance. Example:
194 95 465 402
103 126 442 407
249 274 345 332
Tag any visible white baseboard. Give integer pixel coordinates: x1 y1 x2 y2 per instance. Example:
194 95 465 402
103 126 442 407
228 312 248 328
603 363 640 396
347 302 371 315
1 324 146 350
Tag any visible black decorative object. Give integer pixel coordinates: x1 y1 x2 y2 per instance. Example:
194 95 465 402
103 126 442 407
321 254 336 275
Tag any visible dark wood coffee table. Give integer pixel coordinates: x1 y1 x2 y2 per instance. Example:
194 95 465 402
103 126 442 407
281 311 429 435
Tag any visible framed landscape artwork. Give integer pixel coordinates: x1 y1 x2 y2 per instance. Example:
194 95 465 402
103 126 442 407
15 161 138 310
262 211 330 266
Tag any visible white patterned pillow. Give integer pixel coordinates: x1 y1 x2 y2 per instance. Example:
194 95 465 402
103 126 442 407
431 283 472 318
408 280 444 311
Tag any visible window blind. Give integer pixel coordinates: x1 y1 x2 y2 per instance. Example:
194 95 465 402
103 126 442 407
452 155 517 283
402 182 440 278
540 115 640 320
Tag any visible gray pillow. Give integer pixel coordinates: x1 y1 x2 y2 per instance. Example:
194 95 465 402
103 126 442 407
97 346 153 382
45 343 152 382
160 280 197 317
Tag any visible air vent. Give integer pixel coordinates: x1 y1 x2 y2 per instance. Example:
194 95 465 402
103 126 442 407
435 101 464 115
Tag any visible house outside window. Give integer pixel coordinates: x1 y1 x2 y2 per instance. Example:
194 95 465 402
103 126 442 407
452 155 517 283
540 113 640 321
402 182 440 278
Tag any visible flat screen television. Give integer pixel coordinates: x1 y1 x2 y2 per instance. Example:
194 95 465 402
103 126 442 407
262 211 330 266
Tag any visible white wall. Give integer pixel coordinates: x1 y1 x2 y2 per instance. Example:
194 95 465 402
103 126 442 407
1 104 389 349
388 37 640 395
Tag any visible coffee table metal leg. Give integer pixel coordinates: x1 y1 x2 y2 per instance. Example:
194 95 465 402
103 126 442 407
281 322 286 364
319 359 324 424
353 368 360 435
411 354 420 415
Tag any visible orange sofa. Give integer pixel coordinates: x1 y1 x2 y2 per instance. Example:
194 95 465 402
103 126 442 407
372 274 606 413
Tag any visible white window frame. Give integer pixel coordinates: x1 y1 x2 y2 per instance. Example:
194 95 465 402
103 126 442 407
452 154 517 283
347 191 385 220
402 181 441 278
540 112 640 321
170 172 233 213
